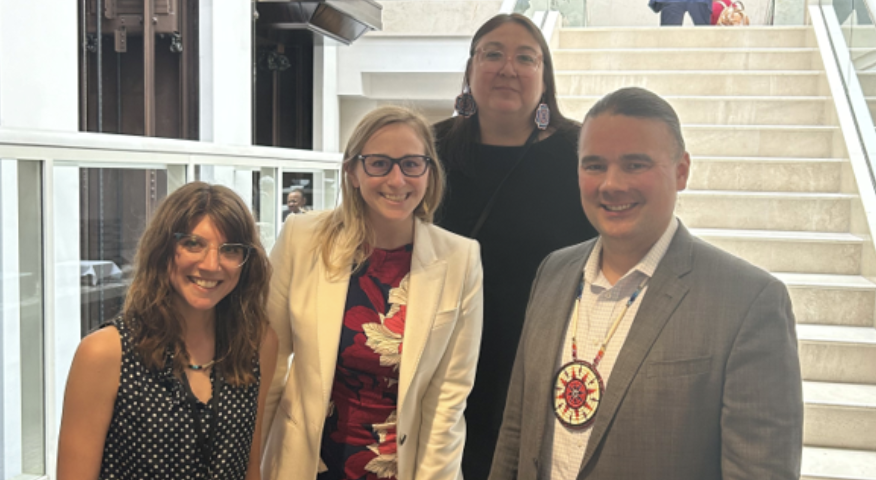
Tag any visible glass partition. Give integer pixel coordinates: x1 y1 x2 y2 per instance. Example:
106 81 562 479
820 0 876 170
196 165 279 251
1 159 45 479
2 130 343 480
51 163 186 336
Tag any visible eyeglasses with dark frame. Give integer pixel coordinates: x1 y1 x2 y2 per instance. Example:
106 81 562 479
356 154 432 177
173 233 254 269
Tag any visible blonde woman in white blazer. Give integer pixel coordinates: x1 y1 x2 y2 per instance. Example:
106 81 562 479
262 106 483 480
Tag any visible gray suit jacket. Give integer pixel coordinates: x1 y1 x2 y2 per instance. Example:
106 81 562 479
489 224 803 480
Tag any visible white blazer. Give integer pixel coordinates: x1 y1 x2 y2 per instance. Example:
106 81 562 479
262 213 483 480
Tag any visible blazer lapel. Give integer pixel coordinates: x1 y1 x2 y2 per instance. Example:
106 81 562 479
529 241 595 465
316 254 351 409
398 221 447 413
579 226 695 472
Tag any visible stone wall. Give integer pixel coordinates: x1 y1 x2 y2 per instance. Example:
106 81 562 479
375 0 504 35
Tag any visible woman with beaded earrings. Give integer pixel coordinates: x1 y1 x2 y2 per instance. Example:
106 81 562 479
57 182 278 480
262 105 483 480
433 13 598 479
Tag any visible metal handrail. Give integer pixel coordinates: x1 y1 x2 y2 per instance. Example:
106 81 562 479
817 1 876 192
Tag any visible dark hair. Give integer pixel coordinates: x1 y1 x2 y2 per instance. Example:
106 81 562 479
123 181 271 386
436 13 578 169
585 87 686 157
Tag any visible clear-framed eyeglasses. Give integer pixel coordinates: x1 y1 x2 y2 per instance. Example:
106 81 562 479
356 154 432 177
475 48 542 76
173 233 253 268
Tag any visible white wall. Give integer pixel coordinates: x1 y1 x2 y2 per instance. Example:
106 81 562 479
0 1 79 131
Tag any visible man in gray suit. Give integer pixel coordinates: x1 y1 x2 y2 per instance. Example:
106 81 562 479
489 87 803 480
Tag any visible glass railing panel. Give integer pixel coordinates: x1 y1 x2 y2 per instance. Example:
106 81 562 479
195 165 279 251
0 158 45 479
2 128 343 480
822 0 876 134
281 167 339 214
844 0 876 127
52 162 186 336
516 0 587 26
195 164 340 250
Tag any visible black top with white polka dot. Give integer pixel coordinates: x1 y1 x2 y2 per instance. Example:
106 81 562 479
99 317 260 480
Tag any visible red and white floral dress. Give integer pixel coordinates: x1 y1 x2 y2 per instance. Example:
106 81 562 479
319 245 412 480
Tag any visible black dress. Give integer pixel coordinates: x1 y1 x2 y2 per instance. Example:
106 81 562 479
99 317 259 480
434 120 598 480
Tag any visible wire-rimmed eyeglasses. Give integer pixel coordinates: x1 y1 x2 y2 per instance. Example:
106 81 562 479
173 233 253 269
356 154 432 177
475 48 542 76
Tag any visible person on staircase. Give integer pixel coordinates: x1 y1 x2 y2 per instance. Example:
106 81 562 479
489 87 804 480
649 0 713 25
433 12 598 480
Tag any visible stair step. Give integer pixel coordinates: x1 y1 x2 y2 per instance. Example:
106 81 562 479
690 229 863 275
802 446 876 480
554 48 819 71
556 71 824 97
676 191 854 232
560 95 832 126
558 26 814 49
688 156 844 193
683 125 837 158
804 381 876 450
797 325 876 384
776 273 876 327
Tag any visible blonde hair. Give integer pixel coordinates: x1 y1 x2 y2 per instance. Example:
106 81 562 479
314 105 445 277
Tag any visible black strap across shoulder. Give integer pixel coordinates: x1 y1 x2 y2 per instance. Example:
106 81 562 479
180 369 224 474
470 128 540 238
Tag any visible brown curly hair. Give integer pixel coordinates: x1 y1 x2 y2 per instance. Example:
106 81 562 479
122 181 271 386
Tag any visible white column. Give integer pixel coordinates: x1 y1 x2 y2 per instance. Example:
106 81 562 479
200 0 253 145
51 166 81 447
0 1 78 131
314 40 341 153
1 160 22 477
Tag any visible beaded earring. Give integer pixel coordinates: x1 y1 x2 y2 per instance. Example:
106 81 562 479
454 85 478 118
535 95 550 130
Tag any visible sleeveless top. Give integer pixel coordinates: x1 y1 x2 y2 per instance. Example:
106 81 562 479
318 245 413 480
99 317 260 480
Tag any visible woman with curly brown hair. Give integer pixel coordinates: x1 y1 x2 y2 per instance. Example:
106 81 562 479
56 181 278 480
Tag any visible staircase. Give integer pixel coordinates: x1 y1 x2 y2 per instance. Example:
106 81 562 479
554 26 876 479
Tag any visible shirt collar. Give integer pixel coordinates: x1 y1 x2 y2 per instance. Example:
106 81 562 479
583 217 679 288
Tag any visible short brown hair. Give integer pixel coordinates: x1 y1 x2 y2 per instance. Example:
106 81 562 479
585 87 686 158
123 181 271 386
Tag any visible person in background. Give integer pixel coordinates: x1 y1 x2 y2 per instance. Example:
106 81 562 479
283 189 310 220
433 13 598 479
57 181 278 480
262 105 483 480
649 0 713 25
490 87 803 480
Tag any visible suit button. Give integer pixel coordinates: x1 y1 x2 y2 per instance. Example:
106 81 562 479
399 434 407 446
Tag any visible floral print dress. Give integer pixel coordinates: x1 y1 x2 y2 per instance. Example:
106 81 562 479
319 245 412 480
